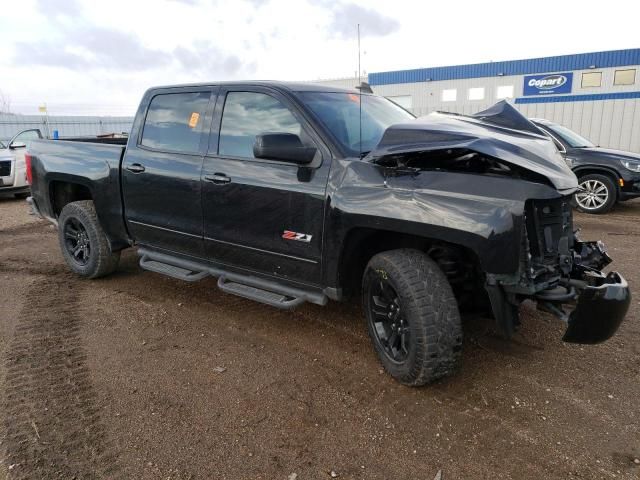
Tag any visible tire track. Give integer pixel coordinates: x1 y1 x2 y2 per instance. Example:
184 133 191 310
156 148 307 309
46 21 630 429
2 274 120 479
0 258 66 277
0 221 49 237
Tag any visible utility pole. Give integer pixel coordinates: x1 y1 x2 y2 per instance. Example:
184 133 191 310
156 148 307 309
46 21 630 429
357 23 361 83
39 103 51 138
357 23 362 156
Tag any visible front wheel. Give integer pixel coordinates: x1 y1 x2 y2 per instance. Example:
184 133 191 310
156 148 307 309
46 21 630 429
574 174 616 214
362 249 463 386
58 200 120 278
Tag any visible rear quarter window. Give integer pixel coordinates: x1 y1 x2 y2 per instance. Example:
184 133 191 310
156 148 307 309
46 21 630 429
140 92 210 153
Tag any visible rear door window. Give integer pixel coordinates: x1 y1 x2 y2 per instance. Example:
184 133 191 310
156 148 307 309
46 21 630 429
141 92 210 153
218 92 303 159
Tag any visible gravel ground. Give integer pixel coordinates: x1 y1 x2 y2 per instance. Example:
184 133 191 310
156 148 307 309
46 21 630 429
1 194 639 480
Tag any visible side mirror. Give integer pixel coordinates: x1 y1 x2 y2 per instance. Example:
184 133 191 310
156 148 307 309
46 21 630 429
253 133 316 165
9 142 26 149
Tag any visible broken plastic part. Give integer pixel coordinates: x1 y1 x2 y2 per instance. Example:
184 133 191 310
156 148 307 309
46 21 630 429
563 271 630 344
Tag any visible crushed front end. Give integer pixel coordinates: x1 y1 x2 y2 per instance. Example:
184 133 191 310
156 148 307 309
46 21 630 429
487 195 630 344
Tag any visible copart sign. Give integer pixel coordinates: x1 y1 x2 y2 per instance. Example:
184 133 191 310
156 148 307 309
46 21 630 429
523 72 573 96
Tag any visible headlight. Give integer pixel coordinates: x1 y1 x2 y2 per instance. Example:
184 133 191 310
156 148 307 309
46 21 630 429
620 159 640 172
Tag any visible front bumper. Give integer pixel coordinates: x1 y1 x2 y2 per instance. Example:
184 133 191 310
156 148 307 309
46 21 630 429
563 271 630 344
619 172 640 200
494 234 631 344
0 185 30 195
618 190 640 201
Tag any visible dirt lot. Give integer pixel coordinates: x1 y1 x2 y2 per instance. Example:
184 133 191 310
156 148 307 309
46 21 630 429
0 195 639 480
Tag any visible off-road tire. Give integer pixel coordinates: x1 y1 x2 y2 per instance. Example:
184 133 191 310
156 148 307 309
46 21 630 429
574 173 616 214
362 248 462 386
58 200 120 278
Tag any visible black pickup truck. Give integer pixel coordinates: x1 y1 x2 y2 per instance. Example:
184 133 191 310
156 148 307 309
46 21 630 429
26 82 630 386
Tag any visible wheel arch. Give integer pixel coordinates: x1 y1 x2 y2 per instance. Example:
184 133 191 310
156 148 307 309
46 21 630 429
49 180 93 216
332 227 484 301
48 178 131 251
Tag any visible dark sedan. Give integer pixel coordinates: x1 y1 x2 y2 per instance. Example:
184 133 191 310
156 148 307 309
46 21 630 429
532 118 640 214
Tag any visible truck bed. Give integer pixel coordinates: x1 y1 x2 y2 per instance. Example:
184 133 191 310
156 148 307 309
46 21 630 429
27 138 130 249
56 137 129 145
28 138 126 177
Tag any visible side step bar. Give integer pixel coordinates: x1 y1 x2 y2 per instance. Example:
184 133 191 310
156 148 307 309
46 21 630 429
137 248 327 310
217 277 305 309
140 258 209 282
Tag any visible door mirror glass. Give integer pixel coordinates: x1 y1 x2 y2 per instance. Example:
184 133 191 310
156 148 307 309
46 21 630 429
253 133 316 164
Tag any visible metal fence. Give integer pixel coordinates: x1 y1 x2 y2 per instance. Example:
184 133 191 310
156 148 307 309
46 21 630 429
0 113 134 143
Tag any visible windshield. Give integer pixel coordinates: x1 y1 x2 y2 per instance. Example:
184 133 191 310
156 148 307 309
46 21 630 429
299 92 415 157
546 123 594 148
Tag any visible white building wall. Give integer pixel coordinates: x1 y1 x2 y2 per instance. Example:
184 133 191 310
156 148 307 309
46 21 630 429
301 76 367 90
314 65 640 152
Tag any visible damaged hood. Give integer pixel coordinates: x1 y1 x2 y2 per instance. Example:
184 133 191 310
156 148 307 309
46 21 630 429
368 101 578 191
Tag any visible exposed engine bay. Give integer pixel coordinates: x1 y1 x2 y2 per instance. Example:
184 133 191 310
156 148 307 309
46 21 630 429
375 147 553 186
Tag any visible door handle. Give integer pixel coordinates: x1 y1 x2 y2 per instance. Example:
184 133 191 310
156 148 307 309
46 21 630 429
204 173 231 184
126 163 145 173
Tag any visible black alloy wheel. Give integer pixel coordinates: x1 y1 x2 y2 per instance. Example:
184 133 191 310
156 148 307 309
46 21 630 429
368 277 410 362
63 216 91 266
57 200 120 278
362 249 463 386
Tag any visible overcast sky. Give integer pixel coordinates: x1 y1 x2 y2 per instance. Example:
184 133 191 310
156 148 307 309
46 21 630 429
0 0 638 116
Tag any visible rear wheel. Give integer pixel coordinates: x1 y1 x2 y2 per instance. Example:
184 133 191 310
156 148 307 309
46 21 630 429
362 249 462 386
58 201 120 278
574 174 616 214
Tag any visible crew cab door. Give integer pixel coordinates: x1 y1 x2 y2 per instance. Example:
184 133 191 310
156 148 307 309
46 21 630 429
122 87 214 257
201 86 331 286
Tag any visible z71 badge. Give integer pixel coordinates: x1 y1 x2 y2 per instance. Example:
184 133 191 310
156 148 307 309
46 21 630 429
282 230 312 243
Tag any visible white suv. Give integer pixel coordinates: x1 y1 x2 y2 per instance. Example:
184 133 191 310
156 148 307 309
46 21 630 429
0 129 42 198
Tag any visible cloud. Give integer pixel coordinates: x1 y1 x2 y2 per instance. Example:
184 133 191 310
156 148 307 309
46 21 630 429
34 0 82 13
316 2 400 39
162 0 269 5
163 0 199 4
14 26 171 71
15 33 254 78
14 0 259 77
173 42 255 78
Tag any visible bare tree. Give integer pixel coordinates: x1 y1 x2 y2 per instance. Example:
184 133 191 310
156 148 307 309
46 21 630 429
0 90 12 114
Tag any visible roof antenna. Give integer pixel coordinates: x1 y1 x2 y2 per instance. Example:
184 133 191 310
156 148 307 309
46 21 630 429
354 25 373 157
358 23 362 157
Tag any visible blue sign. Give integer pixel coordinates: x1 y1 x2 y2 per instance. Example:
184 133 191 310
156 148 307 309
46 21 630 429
523 72 573 96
